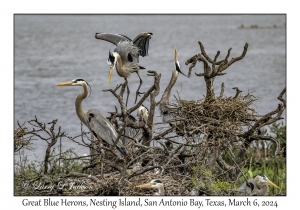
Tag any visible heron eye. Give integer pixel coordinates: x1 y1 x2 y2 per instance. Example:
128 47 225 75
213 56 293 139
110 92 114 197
74 78 84 83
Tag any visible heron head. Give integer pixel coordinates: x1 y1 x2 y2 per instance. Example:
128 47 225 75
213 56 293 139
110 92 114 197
174 48 182 74
174 59 181 74
56 78 92 97
136 179 163 190
137 105 148 121
56 78 85 86
173 47 187 77
107 50 116 83
107 50 115 67
255 174 280 189
137 105 154 127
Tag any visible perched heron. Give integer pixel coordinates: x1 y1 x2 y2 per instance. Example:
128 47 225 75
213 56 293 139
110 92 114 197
122 114 142 146
258 127 268 158
238 174 280 196
136 179 165 196
158 47 187 126
137 104 149 123
56 78 127 176
95 32 153 106
122 105 150 145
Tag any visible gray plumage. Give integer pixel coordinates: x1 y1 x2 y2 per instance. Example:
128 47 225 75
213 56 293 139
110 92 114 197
121 104 150 146
238 178 255 195
238 174 280 196
95 32 152 57
257 127 268 158
258 127 267 135
122 114 143 146
137 104 149 123
95 32 153 105
113 41 141 78
87 109 127 155
56 78 127 156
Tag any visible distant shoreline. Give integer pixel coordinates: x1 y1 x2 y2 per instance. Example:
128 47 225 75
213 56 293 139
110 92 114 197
237 24 285 29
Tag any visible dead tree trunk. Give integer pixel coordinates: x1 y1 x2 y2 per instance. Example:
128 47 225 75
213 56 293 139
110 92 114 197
186 42 248 101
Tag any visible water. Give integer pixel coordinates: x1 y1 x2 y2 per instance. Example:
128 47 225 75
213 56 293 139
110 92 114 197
14 14 286 160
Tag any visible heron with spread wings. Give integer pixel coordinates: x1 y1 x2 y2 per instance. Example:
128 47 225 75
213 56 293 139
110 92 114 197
95 32 153 106
56 78 127 176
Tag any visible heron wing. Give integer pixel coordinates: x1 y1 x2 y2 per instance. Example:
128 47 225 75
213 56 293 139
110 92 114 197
258 127 267 135
238 178 254 195
115 41 140 65
123 127 143 145
132 32 153 57
95 33 132 45
87 109 127 156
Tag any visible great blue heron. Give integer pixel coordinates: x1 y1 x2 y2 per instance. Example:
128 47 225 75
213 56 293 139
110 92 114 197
258 127 268 158
122 105 150 146
122 114 142 146
137 104 149 123
95 32 153 106
136 179 165 196
158 47 187 126
238 174 280 196
56 78 127 176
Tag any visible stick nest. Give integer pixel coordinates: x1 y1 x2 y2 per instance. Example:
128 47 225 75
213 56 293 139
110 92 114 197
169 94 260 138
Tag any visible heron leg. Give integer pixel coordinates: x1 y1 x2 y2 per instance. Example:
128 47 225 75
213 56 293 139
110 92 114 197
125 78 130 107
134 71 144 104
100 145 105 177
98 138 105 179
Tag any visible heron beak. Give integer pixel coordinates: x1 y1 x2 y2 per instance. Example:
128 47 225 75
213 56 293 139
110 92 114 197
136 183 153 188
108 67 114 83
56 81 72 86
95 33 100 39
174 47 178 61
267 180 280 189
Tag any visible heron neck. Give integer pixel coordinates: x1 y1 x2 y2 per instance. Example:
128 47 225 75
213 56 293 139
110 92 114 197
252 182 268 196
158 185 165 196
75 83 88 125
257 184 268 195
113 53 124 76
160 69 178 105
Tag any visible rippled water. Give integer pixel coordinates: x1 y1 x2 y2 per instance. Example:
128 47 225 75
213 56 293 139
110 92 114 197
14 14 286 160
